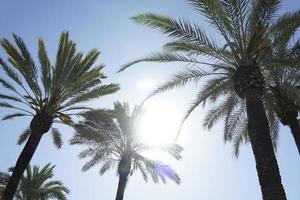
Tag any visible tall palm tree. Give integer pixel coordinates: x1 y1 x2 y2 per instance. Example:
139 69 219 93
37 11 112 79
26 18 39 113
118 1 300 199
263 43 300 155
189 40 300 157
0 32 119 200
70 102 182 200
0 164 69 200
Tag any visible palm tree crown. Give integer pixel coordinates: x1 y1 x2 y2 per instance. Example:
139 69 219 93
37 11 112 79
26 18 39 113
0 32 119 146
71 102 182 184
0 164 69 200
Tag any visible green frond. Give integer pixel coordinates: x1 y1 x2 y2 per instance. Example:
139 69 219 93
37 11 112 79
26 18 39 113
136 155 180 184
148 68 213 98
119 51 206 72
130 13 235 63
135 161 149 182
0 93 23 103
1 34 41 98
176 76 231 138
0 101 32 114
203 94 237 130
78 148 95 159
0 58 24 90
12 163 70 200
81 152 106 172
17 127 31 145
163 40 230 61
132 13 215 45
248 0 281 27
221 0 249 53
61 106 91 112
187 0 232 35
270 10 300 48
53 32 75 83
51 128 63 149
0 77 18 93
99 161 114 175
232 117 249 157
2 112 30 120
79 49 101 73
224 102 247 142
79 108 113 123
38 39 52 96
69 83 120 105
161 143 184 160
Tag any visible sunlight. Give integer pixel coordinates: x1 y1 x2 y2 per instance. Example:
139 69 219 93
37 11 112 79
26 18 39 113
137 100 182 160
136 78 157 91
138 101 182 146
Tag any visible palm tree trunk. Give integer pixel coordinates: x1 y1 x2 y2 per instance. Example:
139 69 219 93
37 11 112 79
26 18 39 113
2 130 43 200
115 173 128 200
288 117 300 155
245 88 286 200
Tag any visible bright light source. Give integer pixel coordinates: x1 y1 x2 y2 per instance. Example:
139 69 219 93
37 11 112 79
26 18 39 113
138 101 181 146
136 79 157 91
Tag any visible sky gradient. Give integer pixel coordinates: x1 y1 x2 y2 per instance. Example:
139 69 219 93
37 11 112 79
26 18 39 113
0 0 300 199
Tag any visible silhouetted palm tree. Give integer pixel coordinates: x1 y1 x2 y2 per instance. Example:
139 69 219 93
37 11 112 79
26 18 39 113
71 102 182 200
119 1 300 199
263 42 300 155
182 41 300 157
0 163 69 200
0 32 119 199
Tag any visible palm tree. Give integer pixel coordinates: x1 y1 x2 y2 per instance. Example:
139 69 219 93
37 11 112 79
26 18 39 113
0 164 69 200
70 102 182 200
0 32 119 200
118 1 300 199
263 43 300 155
191 40 300 157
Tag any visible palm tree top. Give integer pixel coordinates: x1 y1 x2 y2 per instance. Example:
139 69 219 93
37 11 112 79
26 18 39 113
71 101 182 184
119 0 300 72
0 32 119 123
0 163 69 200
0 32 120 148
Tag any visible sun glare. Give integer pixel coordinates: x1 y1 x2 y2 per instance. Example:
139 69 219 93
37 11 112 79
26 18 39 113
138 101 181 146
136 78 157 91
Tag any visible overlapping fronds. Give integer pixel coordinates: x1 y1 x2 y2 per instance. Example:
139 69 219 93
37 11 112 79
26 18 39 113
71 102 182 184
1 164 69 200
118 0 300 157
0 32 119 146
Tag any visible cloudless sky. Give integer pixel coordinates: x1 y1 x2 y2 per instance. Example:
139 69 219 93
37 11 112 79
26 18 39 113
0 0 300 199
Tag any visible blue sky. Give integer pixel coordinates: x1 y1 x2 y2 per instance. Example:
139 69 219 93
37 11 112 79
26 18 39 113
0 0 300 199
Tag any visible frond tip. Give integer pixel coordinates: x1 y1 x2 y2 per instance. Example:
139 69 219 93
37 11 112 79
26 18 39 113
17 127 31 145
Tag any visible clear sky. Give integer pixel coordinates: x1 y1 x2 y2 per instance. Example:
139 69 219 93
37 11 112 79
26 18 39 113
0 0 300 200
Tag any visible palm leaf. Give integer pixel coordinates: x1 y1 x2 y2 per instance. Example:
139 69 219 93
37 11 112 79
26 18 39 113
2 112 30 120
17 127 31 145
51 128 63 149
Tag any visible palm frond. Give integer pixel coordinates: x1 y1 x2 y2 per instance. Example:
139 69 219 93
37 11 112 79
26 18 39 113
119 51 209 72
99 161 114 175
38 39 52 96
2 112 30 120
203 94 237 130
270 10 300 49
132 13 217 46
147 68 213 98
68 84 120 105
51 128 63 149
17 127 31 145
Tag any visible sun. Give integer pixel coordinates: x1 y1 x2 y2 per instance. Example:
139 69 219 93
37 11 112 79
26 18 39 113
136 78 157 91
137 100 182 146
